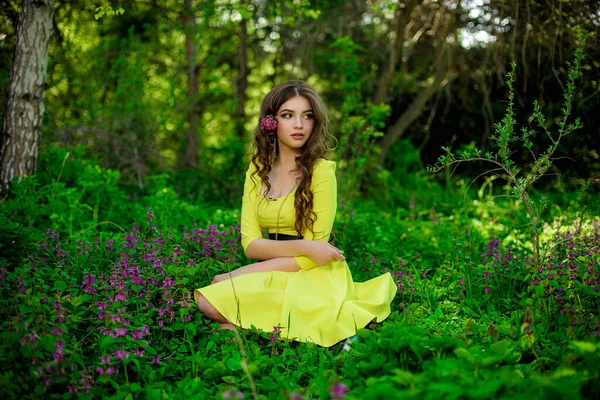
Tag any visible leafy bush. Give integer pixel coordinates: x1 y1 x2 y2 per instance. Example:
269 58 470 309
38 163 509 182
1 158 599 398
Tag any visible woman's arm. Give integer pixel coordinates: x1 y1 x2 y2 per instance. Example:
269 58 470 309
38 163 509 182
212 257 300 284
245 238 344 265
293 160 340 271
244 238 309 260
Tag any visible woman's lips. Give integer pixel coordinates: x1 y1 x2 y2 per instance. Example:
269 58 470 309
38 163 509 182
291 134 305 140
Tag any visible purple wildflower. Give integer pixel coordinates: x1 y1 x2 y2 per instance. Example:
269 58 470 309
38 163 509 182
133 349 146 358
100 355 111 365
330 381 348 399
113 350 130 361
222 388 244 400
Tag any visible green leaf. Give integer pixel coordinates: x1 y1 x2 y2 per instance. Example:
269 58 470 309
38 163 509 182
552 368 578 379
54 280 67 292
454 348 474 363
491 340 511 355
569 341 597 354
480 355 503 367
206 341 215 352
226 358 242 371
503 351 522 364
534 285 544 298
69 295 83 307
100 336 117 351
185 322 197 336
171 322 184 330
38 335 55 352
129 382 142 392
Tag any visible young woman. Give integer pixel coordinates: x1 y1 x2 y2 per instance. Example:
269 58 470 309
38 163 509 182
194 80 397 348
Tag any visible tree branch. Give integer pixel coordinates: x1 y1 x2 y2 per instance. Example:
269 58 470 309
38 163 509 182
379 44 451 162
373 0 417 105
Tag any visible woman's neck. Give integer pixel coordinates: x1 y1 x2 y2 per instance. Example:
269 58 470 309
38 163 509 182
275 146 301 171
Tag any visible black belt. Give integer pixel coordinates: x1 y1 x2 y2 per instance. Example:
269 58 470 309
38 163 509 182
268 233 302 241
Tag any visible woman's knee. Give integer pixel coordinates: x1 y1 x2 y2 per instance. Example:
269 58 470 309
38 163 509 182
196 294 226 322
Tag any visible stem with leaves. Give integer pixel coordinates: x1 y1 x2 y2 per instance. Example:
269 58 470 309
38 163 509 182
427 32 589 268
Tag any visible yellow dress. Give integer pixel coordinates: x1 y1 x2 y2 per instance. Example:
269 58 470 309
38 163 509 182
194 158 397 347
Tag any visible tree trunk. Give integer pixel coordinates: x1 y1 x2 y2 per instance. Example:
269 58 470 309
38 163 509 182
0 0 55 191
182 0 200 168
378 1 459 163
379 45 450 163
374 0 417 106
234 15 248 140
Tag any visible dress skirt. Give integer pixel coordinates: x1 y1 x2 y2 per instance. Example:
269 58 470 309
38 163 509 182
194 260 397 348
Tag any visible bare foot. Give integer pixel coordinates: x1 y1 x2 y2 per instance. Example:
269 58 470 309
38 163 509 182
219 322 237 332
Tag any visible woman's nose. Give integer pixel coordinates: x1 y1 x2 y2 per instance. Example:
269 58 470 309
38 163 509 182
294 117 303 128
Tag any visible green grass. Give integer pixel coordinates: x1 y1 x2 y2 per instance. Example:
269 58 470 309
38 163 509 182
1 152 599 399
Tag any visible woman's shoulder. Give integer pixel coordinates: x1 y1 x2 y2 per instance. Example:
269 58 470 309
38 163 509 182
245 159 264 174
244 160 262 187
312 158 336 182
314 158 336 172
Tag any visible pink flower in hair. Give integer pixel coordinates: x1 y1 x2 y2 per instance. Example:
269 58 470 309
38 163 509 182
260 115 278 135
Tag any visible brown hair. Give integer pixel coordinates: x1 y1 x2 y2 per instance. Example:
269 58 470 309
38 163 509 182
251 80 335 237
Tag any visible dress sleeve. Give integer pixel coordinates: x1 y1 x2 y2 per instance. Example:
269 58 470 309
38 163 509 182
241 162 263 256
294 159 337 270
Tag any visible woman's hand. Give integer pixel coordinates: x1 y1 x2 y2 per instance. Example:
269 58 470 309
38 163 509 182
211 273 232 285
304 241 345 266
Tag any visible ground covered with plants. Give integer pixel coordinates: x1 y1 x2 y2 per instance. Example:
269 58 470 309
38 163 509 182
1 144 599 400
1 0 599 398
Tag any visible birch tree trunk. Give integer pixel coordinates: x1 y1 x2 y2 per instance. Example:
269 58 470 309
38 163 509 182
0 0 55 191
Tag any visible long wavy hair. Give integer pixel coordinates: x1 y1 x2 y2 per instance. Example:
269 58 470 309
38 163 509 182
251 80 335 237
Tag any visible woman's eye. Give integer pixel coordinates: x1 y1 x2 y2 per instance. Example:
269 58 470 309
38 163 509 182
281 113 292 118
304 114 314 120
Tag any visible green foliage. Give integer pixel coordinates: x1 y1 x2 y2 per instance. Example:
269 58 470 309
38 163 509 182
428 32 592 268
94 5 125 20
327 36 390 201
0 147 219 247
2 151 600 398
1 9 599 395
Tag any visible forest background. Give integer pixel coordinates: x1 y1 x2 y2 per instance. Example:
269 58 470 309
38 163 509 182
1 0 600 399
1 0 599 203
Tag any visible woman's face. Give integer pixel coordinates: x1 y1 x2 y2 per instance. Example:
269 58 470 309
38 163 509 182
275 96 315 154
